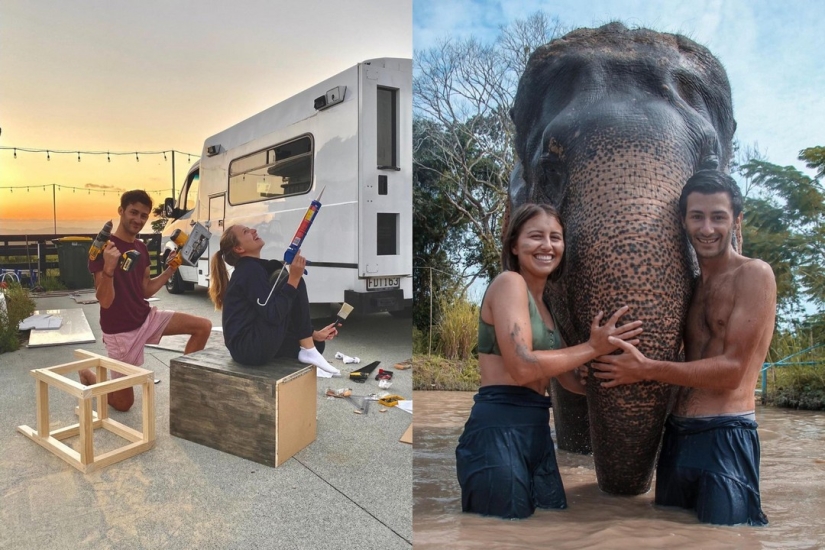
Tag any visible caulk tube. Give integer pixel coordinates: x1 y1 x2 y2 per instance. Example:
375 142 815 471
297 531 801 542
283 187 324 267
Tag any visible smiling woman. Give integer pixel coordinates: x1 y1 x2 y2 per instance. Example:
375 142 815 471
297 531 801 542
454 202 643 519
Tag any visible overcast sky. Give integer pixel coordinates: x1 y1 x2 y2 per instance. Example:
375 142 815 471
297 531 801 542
0 1 411 230
414 0 825 176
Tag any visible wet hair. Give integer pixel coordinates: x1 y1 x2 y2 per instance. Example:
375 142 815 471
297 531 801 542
120 189 153 211
502 203 566 281
679 170 743 218
208 225 243 310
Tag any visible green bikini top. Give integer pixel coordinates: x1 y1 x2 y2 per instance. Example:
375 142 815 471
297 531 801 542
478 287 562 355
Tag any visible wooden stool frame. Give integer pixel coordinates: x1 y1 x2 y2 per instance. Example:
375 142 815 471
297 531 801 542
17 349 156 473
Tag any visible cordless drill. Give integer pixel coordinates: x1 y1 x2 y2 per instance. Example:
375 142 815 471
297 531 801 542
89 220 140 272
89 220 113 261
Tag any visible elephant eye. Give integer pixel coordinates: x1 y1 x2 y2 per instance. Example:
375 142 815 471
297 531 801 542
675 72 707 112
540 151 563 175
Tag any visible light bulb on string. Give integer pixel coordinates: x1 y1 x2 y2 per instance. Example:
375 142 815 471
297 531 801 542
77 152 81 162
47 150 50 161
163 152 167 161
13 148 16 159
107 151 111 162
135 152 139 162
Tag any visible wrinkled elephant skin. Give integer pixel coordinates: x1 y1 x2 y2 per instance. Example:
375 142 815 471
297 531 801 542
509 23 736 495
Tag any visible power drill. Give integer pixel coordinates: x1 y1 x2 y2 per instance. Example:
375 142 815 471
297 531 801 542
118 250 141 272
89 220 140 272
89 220 113 261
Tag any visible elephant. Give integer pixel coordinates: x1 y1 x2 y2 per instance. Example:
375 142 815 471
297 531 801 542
508 23 736 495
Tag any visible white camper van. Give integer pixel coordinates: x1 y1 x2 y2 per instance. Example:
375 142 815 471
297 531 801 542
161 58 412 315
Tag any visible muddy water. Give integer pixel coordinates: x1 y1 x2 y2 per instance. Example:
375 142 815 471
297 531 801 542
413 391 825 549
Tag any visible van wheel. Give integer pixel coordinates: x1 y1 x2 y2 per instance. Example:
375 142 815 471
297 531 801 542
166 269 186 294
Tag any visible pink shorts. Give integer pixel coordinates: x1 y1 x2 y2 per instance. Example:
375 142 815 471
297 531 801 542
103 307 175 370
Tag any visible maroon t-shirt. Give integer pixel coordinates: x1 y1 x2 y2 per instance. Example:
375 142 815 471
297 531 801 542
88 234 151 334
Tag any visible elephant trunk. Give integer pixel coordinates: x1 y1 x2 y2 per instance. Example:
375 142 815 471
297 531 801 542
560 148 695 495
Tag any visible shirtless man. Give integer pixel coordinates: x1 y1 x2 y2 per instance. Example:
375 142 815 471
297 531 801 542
591 170 775 526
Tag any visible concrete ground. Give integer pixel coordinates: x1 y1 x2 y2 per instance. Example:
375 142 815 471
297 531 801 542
0 287 412 549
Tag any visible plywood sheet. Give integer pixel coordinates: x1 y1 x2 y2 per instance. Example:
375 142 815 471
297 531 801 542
27 309 95 348
400 423 412 445
275 367 317 466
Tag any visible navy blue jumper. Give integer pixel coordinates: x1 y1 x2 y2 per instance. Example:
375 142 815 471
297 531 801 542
222 257 322 366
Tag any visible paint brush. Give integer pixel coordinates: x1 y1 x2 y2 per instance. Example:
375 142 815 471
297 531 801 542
336 303 354 326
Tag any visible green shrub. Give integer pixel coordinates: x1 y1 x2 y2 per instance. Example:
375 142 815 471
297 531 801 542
0 283 37 353
39 275 67 291
763 329 825 410
412 353 480 391
413 326 431 355
436 294 478 361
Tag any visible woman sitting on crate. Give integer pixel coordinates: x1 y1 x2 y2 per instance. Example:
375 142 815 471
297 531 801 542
208 225 340 376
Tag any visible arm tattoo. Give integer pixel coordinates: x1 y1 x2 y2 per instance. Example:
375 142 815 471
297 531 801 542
511 322 542 380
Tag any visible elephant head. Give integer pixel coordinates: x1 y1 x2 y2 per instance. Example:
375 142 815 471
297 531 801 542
509 23 736 495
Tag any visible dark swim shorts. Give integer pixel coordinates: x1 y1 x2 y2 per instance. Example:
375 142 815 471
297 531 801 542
655 414 769 526
456 385 567 519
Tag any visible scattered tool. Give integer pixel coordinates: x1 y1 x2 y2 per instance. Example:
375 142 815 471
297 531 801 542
344 395 367 415
375 369 393 381
378 394 404 407
349 360 380 383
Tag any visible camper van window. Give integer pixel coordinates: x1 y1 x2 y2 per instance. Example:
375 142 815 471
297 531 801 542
376 212 398 256
377 87 398 170
228 135 313 205
184 172 200 211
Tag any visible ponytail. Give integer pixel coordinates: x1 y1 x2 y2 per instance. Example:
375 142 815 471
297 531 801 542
208 225 243 310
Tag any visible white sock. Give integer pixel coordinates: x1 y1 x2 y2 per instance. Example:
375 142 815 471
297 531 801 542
299 346 340 375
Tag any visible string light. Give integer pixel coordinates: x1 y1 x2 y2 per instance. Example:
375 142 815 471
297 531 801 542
0 146 199 160
77 152 81 162
0 183 173 195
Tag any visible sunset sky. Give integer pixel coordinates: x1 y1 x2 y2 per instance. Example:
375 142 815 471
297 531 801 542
0 1 412 233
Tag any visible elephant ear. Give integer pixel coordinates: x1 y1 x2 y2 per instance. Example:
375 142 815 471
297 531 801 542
508 161 530 211
503 162 530 244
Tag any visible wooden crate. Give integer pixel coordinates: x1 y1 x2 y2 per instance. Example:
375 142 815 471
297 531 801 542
169 347 316 467
17 350 156 473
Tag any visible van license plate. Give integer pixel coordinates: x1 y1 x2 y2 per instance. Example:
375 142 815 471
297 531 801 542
367 277 400 291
